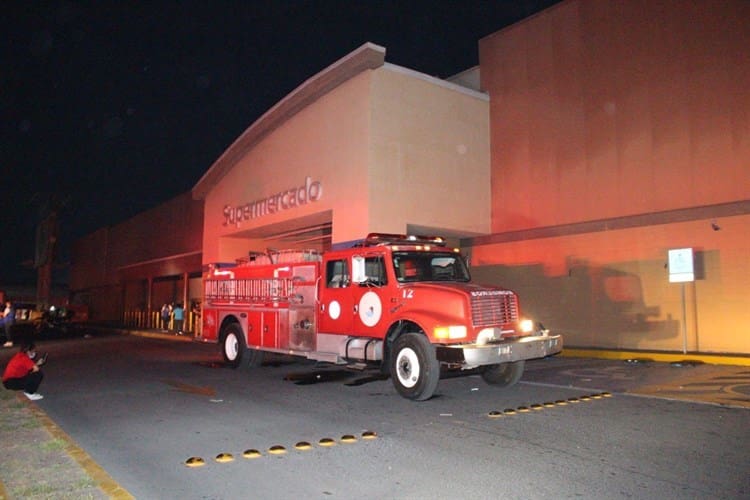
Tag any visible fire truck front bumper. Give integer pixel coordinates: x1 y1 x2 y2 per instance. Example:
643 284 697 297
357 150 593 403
436 334 563 367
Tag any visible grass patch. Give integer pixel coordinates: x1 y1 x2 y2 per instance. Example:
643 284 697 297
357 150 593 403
41 438 67 452
12 482 57 497
75 477 97 489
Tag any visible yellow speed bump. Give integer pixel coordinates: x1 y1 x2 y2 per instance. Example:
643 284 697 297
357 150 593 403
590 393 603 399
543 401 556 407
503 408 517 415
488 410 504 418
242 449 262 459
268 445 287 455
361 431 377 440
517 406 531 413
215 453 234 463
567 397 580 403
318 438 336 447
601 392 613 398
185 456 205 467
555 400 568 406
579 395 591 401
340 435 357 443
530 404 544 411
295 441 313 450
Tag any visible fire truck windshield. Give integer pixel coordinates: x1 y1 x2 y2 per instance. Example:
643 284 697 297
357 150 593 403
392 252 470 283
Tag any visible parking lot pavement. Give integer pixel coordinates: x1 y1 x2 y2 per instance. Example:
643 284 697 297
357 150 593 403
1 330 748 498
118 327 750 409
524 355 750 408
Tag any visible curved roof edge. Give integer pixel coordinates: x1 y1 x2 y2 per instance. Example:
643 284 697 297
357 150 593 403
192 42 386 200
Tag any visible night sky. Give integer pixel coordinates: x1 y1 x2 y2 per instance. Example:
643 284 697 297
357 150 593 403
1 0 559 287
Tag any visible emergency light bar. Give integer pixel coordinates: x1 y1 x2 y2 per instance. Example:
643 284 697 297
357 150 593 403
363 233 447 247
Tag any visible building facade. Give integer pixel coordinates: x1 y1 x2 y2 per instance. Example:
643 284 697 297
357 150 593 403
71 0 749 353
192 43 490 263
467 0 750 353
70 192 204 329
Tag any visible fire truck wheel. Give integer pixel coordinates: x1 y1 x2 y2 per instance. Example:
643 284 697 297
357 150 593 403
390 333 440 401
221 323 245 369
480 360 525 387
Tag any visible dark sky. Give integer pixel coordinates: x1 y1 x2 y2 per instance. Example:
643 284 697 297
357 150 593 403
1 0 559 287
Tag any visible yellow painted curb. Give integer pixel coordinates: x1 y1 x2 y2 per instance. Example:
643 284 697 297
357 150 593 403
27 402 135 499
561 348 750 366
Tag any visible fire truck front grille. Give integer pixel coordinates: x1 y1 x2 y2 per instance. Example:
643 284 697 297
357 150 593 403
471 292 519 327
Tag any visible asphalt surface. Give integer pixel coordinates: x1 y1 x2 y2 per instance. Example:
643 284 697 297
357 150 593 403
1 328 749 499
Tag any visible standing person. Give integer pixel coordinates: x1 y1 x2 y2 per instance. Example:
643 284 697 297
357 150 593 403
172 303 184 335
2 341 46 400
2 300 14 347
160 303 171 331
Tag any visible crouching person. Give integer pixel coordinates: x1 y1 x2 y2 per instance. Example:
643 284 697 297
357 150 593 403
2 341 45 400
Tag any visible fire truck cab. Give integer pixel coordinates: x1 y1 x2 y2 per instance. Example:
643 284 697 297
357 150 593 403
200 233 562 400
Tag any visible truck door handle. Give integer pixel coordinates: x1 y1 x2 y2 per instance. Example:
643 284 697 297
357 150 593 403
353 305 358 313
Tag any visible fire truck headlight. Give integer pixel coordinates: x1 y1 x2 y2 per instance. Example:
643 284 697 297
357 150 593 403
434 325 467 340
520 319 534 334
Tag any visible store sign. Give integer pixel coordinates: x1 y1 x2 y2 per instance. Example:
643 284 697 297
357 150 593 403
223 176 322 227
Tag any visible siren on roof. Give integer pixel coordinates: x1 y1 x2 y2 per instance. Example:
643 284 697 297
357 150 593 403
363 233 446 247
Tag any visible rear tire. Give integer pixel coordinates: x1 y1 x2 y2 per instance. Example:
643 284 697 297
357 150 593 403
221 323 245 368
390 333 440 401
481 360 525 387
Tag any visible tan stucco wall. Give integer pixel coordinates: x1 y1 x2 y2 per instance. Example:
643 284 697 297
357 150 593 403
470 213 750 354
203 62 490 265
369 66 490 235
202 71 372 264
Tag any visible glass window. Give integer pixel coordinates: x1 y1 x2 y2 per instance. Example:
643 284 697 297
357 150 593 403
393 252 470 283
362 256 387 286
326 260 349 288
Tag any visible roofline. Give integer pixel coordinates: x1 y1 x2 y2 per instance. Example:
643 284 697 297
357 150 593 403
192 42 386 200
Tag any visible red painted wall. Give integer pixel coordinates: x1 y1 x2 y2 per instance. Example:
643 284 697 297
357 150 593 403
479 0 749 231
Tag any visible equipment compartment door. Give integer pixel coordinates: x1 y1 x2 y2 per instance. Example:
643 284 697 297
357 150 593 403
351 253 393 338
318 257 354 335
261 311 278 348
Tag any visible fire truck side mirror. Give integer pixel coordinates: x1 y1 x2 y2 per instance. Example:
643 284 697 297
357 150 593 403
351 255 366 284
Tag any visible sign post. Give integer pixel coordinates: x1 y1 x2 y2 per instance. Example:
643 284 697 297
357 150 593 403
668 248 694 354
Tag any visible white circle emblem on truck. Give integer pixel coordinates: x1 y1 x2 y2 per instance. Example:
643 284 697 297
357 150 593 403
329 300 341 320
358 291 382 327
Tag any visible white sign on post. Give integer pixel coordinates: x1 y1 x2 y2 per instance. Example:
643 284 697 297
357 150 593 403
668 248 694 283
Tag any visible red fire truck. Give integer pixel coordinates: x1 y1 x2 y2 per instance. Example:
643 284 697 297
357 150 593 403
199 233 562 400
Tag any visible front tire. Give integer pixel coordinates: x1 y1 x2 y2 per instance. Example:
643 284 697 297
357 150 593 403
390 333 440 401
481 360 525 387
221 323 245 368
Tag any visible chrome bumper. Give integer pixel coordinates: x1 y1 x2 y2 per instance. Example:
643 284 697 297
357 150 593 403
436 334 563 367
